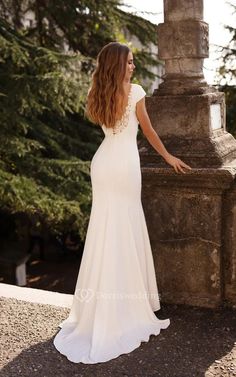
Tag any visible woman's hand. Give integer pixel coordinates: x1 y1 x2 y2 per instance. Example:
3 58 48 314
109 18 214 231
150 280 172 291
164 153 192 174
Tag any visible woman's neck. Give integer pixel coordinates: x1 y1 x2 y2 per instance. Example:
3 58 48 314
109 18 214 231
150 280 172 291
123 79 131 91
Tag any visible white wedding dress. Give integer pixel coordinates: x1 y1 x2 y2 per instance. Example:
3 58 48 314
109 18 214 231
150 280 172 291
53 83 170 364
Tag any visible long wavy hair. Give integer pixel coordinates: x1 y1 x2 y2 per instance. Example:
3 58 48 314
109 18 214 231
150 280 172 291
86 42 130 129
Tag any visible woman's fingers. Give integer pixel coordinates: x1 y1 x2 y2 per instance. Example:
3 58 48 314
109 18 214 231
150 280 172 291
165 154 192 174
175 160 192 174
176 164 186 174
182 162 192 170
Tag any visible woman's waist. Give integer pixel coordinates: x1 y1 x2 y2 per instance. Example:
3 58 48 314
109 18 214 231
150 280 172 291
91 138 139 163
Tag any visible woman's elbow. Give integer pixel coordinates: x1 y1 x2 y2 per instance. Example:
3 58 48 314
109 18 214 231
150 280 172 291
139 124 151 139
138 120 152 138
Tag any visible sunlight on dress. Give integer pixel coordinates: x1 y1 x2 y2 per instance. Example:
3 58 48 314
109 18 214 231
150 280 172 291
53 83 170 364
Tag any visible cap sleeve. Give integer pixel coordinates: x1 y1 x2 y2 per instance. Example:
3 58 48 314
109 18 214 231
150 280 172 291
135 84 146 103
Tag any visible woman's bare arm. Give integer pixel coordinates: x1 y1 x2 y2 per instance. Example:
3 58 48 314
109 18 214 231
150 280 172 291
136 97 192 174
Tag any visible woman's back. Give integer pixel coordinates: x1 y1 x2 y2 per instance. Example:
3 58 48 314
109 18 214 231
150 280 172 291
101 83 146 137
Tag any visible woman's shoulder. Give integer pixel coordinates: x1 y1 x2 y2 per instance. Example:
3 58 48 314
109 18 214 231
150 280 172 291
131 83 146 103
131 83 143 90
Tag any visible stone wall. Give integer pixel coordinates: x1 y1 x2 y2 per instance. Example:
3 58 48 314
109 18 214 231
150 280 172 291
139 0 236 308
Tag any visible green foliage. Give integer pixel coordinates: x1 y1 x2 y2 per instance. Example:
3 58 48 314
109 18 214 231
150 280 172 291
0 18 100 240
219 85 236 137
215 2 236 84
0 0 160 82
0 1 160 242
215 2 236 136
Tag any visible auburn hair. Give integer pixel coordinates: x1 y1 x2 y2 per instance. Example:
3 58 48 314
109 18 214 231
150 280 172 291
86 42 130 129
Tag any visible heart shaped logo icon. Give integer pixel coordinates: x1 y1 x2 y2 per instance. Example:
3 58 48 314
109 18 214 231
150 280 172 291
75 288 94 303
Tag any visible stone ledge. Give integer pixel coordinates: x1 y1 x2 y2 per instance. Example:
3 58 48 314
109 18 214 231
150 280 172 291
0 283 73 308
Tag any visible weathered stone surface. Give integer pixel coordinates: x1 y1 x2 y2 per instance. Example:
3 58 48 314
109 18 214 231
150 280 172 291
141 134 236 169
223 182 236 306
164 0 203 21
140 93 236 168
146 93 225 138
165 58 204 77
157 0 209 95
141 0 236 308
158 21 209 60
141 167 236 308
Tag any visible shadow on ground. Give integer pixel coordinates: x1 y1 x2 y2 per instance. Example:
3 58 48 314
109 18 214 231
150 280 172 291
0 297 235 377
0 241 83 294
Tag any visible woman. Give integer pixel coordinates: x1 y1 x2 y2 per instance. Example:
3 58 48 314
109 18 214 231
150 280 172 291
53 42 192 364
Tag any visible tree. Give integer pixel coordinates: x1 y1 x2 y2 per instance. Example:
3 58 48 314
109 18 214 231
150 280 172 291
0 1 160 243
219 84 236 136
215 2 236 136
216 2 236 84
0 18 98 241
0 0 160 82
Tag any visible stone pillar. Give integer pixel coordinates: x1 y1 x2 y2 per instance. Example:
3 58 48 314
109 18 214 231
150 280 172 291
157 0 209 96
140 0 236 168
140 0 236 308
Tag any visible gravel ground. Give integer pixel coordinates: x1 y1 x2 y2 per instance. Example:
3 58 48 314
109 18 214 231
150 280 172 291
0 297 236 377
